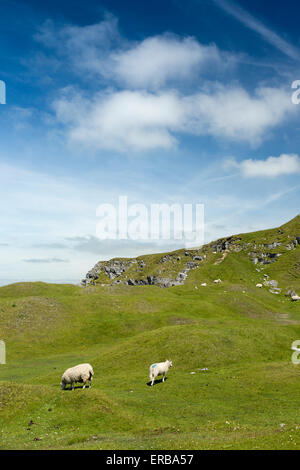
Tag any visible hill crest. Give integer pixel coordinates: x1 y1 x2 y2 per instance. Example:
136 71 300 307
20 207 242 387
82 214 300 290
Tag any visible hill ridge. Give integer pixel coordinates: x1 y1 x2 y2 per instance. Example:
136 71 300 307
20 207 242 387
82 214 300 289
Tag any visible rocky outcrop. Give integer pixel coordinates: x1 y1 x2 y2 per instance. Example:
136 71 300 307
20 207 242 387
82 259 138 285
249 252 281 265
82 250 202 288
124 259 199 288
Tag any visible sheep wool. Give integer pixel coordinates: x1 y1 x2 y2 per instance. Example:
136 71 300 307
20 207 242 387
61 363 94 390
149 360 173 386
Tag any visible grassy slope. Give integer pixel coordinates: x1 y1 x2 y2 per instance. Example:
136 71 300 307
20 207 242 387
0 216 300 449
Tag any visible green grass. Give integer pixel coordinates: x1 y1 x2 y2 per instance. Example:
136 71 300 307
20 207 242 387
0 216 300 449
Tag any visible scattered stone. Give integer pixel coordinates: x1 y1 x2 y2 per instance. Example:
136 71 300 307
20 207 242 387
187 262 197 269
269 288 281 294
286 289 298 298
264 280 278 288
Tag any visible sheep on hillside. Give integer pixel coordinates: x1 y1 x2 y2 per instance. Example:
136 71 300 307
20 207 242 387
61 363 94 390
149 360 173 386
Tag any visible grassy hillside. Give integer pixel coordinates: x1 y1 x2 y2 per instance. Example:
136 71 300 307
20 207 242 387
0 215 300 449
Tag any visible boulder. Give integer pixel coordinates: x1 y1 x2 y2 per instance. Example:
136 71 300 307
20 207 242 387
286 289 298 298
264 280 278 288
269 288 281 294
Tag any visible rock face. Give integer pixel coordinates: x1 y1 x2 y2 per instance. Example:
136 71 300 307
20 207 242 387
82 259 138 286
82 252 201 288
211 237 240 253
250 252 281 265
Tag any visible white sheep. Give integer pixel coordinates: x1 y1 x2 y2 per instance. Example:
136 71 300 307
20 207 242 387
149 360 173 386
61 363 94 390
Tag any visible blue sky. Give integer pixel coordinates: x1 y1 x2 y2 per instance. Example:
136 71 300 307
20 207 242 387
0 0 300 284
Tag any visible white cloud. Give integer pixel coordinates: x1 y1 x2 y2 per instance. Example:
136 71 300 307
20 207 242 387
182 86 295 145
53 85 296 151
53 89 184 151
35 16 231 89
23 258 69 263
35 14 122 78
226 153 300 178
111 35 223 88
35 16 298 150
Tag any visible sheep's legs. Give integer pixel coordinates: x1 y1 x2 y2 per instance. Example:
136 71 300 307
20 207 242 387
151 377 154 386
162 373 166 382
71 383 74 391
82 381 86 389
89 378 92 388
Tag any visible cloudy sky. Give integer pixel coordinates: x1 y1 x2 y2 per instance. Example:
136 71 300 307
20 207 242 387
0 0 300 284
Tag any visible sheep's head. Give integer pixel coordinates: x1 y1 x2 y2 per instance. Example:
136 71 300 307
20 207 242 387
60 380 66 390
166 360 173 367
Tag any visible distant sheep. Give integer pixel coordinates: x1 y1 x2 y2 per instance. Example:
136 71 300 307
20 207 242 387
61 363 94 390
256 283 263 288
213 279 222 284
149 360 173 386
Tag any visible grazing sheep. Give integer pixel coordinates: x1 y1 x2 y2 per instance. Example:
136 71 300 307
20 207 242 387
149 360 173 386
292 295 300 301
61 363 94 390
213 279 222 284
256 283 263 288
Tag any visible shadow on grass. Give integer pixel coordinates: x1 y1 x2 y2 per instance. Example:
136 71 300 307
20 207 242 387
146 377 168 387
62 385 91 391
